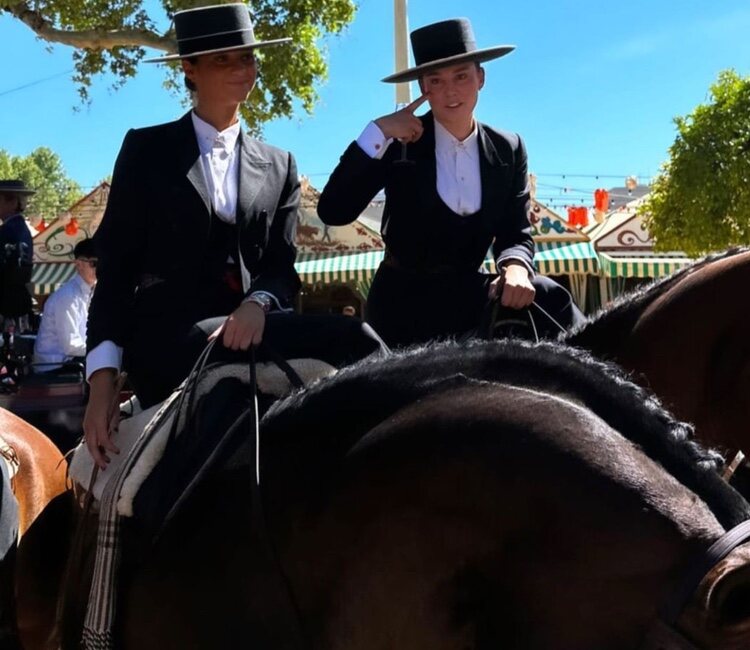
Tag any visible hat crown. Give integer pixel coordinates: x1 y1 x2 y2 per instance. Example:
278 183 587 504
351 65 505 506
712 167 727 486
411 18 477 68
171 3 258 58
174 3 254 44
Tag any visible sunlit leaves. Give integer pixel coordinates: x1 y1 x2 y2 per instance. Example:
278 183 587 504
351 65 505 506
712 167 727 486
0 148 83 220
643 70 750 255
1 0 356 133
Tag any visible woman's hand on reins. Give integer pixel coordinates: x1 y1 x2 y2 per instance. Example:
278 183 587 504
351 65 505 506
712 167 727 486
83 369 121 469
209 301 266 351
489 262 536 309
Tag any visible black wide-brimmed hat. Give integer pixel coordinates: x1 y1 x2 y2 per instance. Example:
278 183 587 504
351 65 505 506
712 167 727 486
382 18 514 83
146 3 291 63
0 180 35 195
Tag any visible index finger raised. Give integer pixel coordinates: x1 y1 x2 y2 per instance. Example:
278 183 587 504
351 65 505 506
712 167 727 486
403 92 430 113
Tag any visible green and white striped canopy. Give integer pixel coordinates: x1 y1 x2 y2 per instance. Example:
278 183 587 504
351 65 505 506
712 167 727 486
31 262 76 295
598 253 693 278
534 241 599 275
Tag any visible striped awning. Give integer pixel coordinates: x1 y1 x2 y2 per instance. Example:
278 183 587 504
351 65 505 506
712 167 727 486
295 250 384 283
295 242 599 298
31 262 75 295
598 252 693 278
534 241 599 274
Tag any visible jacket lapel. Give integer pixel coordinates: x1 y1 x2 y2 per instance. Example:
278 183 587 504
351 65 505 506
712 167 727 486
237 130 271 223
174 112 211 215
477 122 509 228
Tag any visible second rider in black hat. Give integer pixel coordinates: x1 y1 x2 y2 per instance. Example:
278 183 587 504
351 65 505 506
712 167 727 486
318 18 584 347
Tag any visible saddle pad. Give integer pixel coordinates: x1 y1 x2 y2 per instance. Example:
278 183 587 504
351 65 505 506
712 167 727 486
68 397 176 515
68 358 337 517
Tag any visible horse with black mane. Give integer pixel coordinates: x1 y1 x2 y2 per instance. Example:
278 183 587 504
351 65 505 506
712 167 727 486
14 338 750 650
567 247 750 471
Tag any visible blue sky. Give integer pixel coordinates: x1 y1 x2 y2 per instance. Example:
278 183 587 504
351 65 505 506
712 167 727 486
2 0 750 212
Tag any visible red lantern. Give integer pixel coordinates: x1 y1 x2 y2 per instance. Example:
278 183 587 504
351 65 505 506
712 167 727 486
36 220 47 233
594 189 610 212
65 217 79 236
566 206 589 227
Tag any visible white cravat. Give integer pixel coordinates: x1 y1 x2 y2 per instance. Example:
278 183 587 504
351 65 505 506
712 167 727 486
433 119 481 216
191 111 240 223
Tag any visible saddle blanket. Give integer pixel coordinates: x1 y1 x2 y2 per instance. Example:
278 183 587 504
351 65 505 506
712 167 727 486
68 358 336 517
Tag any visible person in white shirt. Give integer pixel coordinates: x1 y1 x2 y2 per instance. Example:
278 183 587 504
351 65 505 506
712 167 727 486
318 18 583 347
33 238 97 372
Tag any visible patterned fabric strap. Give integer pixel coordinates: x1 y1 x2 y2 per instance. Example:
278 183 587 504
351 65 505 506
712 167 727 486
82 389 182 649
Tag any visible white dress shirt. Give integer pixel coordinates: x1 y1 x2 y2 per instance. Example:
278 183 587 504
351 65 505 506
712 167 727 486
86 111 275 381
356 119 533 273
191 112 241 223
34 273 93 372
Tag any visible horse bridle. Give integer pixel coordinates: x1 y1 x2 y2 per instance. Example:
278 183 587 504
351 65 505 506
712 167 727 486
640 519 750 649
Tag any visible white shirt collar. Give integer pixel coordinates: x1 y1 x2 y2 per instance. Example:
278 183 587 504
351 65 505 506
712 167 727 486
73 272 93 295
434 118 479 153
191 111 241 155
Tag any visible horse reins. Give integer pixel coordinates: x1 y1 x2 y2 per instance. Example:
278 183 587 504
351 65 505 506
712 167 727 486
176 339 310 649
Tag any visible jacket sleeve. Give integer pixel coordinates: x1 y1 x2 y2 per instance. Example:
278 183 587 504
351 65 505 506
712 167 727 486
87 130 145 351
492 133 535 271
317 142 388 226
246 151 301 307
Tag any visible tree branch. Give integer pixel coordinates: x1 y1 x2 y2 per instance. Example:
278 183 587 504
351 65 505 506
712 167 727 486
4 3 174 51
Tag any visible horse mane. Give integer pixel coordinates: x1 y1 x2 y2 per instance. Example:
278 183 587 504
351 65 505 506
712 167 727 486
564 247 749 354
263 339 750 530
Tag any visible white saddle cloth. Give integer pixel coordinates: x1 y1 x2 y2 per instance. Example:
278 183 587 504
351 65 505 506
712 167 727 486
68 358 336 517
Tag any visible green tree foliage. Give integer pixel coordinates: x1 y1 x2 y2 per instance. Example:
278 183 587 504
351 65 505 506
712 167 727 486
0 148 83 221
643 70 750 255
1 0 356 135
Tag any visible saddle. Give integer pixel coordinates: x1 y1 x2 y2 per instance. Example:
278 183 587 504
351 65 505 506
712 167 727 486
68 358 336 519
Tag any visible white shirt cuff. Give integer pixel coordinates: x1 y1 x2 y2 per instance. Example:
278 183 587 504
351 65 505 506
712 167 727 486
356 122 393 160
497 256 536 277
86 340 123 381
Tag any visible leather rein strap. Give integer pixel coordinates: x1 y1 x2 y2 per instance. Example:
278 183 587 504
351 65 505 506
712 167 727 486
247 346 310 650
641 519 750 649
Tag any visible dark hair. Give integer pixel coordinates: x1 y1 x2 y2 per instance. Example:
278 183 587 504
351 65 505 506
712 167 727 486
73 238 97 259
184 56 199 92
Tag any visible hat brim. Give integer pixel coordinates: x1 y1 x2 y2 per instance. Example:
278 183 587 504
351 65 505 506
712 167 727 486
0 188 35 195
382 45 515 83
144 38 292 63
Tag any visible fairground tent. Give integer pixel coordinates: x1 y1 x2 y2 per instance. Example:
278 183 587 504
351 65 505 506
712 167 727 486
586 193 693 304
31 183 110 294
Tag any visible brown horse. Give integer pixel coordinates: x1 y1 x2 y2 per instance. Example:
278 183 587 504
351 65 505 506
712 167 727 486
0 408 68 649
17 340 750 650
0 408 68 535
566 248 750 456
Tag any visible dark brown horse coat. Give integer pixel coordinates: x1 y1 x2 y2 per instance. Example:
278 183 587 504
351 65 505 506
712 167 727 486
17 341 750 650
567 248 750 455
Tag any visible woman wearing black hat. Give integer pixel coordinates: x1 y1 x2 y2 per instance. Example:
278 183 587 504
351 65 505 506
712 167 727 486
318 18 584 348
0 180 35 334
84 4 303 468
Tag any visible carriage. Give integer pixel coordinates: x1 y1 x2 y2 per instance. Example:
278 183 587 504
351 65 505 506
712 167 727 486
0 331 86 453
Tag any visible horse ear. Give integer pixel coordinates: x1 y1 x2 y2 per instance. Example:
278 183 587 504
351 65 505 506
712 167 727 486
707 564 750 626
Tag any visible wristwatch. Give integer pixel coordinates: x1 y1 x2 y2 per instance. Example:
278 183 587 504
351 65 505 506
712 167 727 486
245 293 272 313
